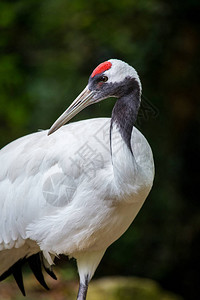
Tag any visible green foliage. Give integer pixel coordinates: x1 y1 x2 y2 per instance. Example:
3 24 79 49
0 1 199 299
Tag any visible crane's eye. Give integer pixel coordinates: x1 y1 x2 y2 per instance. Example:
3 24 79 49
101 76 108 82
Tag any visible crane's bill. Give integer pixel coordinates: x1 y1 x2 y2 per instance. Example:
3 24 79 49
48 86 94 135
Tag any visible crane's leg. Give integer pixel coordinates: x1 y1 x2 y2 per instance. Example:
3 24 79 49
75 250 105 300
77 276 88 300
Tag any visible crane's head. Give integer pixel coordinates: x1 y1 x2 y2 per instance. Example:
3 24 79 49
48 59 141 135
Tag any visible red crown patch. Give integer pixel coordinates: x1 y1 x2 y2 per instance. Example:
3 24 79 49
91 61 112 78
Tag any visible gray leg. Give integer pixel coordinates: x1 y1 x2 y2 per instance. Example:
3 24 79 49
77 276 89 300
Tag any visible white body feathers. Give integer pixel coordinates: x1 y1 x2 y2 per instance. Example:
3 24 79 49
0 117 154 282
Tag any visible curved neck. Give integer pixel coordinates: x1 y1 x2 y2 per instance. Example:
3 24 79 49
109 85 141 194
110 87 140 153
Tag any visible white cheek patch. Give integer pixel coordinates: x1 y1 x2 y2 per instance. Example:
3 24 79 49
104 59 142 92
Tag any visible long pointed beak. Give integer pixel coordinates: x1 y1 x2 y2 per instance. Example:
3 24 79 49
48 86 95 135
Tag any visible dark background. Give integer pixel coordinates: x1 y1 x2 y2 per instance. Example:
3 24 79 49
0 1 199 299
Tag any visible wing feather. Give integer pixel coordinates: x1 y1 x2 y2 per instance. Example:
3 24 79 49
0 118 111 248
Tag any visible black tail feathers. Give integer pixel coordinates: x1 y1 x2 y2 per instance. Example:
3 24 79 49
0 252 57 296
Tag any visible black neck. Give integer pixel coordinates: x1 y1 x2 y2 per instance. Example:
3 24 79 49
110 85 141 153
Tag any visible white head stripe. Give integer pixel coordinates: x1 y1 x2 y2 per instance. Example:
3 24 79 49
103 59 142 92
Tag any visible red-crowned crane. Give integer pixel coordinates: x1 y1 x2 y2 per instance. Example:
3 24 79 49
0 59 154 300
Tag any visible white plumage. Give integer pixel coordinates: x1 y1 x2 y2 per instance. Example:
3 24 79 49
0 59 154 299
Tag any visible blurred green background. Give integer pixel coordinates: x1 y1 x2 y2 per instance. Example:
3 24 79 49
0 0 199 299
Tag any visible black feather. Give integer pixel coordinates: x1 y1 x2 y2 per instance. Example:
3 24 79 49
0 252 57 295
0 266 13 281
27 253 49 291
0 259 26 296
43 264 57 280
40 253 57 280
12 262 26 296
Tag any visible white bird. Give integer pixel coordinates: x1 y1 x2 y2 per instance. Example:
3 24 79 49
0 59 154 299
